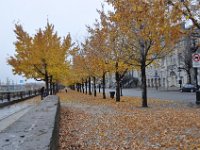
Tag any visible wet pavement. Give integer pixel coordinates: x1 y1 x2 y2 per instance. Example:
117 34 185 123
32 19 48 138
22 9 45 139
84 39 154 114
0 96 40 132
0 95 59 150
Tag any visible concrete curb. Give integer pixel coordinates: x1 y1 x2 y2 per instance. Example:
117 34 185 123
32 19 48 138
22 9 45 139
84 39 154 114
50 96 60 150
0 95 60 150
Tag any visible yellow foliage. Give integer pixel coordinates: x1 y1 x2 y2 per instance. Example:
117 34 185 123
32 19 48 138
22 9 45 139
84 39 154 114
107 0 183 67
8 22 72 83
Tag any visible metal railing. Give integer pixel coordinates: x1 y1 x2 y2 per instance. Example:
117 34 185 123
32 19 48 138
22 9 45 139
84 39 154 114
0 89 40 102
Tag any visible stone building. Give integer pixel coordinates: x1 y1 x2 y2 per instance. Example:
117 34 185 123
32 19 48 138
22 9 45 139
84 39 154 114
105 26 200 89
146 27 200 89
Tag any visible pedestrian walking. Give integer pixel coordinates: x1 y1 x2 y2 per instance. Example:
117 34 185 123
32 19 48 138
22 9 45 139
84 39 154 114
65 87 68 93
40 87 45 100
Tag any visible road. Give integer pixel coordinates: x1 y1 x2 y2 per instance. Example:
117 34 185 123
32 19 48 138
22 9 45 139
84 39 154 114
0 96 40 132
105 88 196 103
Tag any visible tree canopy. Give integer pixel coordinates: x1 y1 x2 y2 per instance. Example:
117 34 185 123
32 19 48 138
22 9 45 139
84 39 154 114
8 22 73 92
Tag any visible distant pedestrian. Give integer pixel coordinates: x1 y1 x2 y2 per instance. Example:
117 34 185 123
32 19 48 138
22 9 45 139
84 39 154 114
65 87 68 93
98 84 101 93
40 87 45 100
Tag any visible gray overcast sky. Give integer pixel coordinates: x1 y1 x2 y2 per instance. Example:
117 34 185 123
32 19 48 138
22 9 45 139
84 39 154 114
0 0 109 84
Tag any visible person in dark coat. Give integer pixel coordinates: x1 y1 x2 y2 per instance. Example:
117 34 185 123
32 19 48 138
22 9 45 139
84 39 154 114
65 87 68 93
40 87 45 100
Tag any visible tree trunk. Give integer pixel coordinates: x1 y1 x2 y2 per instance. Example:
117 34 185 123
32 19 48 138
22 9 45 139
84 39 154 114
79 83 82 93
120 83 123 96
141 64 148 107
85 80 88 94
45 73 49 96
115 71 120 102
44 63 49 96
187 70 192 84
89 77 92 95
102 73 106 99
53 83 57 94
82 82 84 93
51 83 53 94
99 84 101 93
76 83 79 92
53 83 55 94
93 77 96 97
49 76 53 95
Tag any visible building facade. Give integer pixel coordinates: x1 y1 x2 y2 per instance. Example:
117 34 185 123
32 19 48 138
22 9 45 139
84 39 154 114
146 27 200 89
105 27 200 89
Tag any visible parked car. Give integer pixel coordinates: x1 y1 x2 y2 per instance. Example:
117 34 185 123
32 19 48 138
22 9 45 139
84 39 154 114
181 84 196 92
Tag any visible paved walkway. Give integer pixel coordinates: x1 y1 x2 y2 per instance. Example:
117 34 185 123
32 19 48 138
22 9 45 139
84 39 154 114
0 96 40 132
104 87 196 103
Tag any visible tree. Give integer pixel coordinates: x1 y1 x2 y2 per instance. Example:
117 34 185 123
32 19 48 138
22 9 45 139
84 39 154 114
166 0 200 30
103 15 132 102
107 0 182 106
86 15 113 99
165 0 200 84
8 22 72 94
80 40 96 95
178 35 193 84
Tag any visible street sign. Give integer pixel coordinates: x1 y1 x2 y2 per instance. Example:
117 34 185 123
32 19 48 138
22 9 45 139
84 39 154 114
19 80 24 84
192 53 200 68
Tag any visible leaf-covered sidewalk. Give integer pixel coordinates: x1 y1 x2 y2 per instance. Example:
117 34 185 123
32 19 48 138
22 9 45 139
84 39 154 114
58 90 200 150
